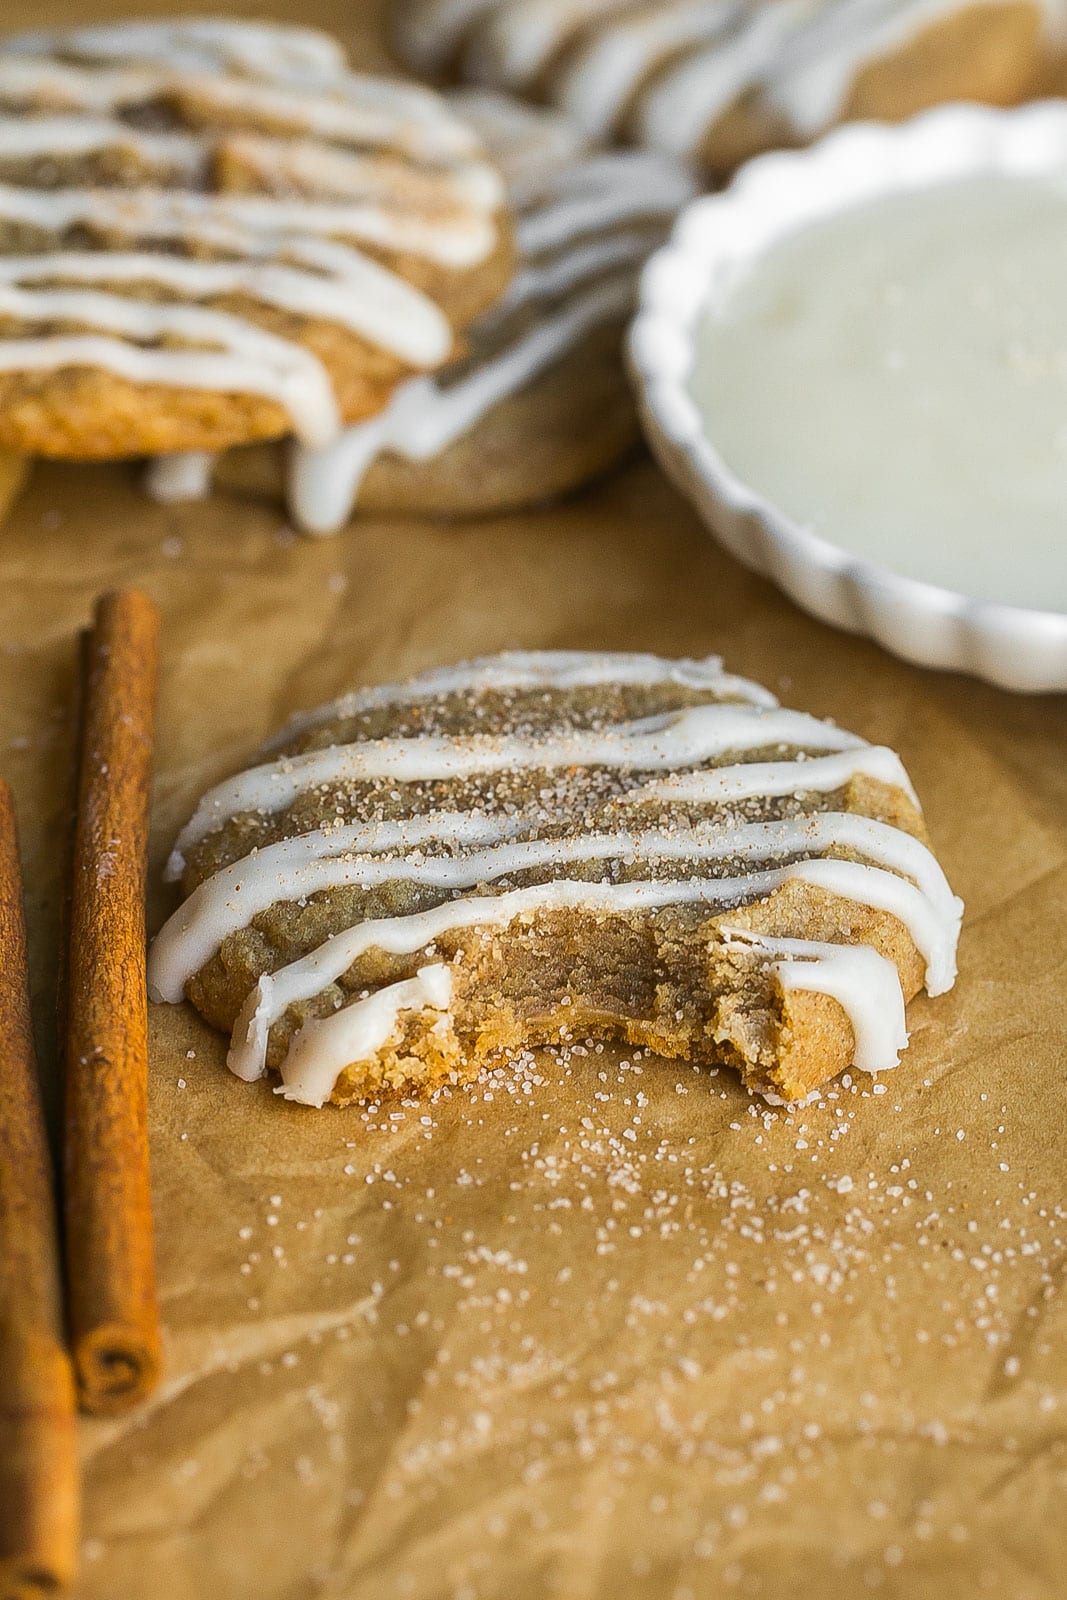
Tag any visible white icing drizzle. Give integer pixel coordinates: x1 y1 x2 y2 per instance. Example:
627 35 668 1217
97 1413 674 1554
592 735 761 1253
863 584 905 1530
634 744 919 807
514 150 697 255
288 273 635 532
0 22 501 443
446 88 593 201
1 39 485 161
462 0 634 91
0 284 339 447
7 21 351 84
0 115 203 172
164 738 907 900
148 811 959 1003
0 247 451 368
635 2 818 157
762 0 977 138
0 182 494 272
719 930 909 1077
158 739 918 941
496 228 657 312
265 650 775 746
155 653 961 1104
144 451 214 503
554 0 744 137
279 963 455 1098
171 703 863 859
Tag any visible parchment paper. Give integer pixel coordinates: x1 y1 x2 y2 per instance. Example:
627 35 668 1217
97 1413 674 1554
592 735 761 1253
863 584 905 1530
3 4 1067 1596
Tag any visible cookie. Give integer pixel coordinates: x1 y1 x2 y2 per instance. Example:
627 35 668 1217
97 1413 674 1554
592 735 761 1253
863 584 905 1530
391 0 1053 178
0 20 512 458
148 651 962 1108
178 93 695 529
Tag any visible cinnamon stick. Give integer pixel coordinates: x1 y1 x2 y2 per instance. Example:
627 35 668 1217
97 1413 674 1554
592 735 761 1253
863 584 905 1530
0 782 79 1599
65 590 162 1414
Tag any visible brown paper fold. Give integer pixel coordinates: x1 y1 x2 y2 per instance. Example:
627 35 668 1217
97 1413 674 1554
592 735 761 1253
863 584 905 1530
0 444 1063 1600
0 5 1066 1597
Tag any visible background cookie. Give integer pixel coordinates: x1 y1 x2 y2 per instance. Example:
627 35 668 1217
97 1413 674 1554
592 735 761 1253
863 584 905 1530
390 0 1058 178
0 19 512 458
202 92 696 528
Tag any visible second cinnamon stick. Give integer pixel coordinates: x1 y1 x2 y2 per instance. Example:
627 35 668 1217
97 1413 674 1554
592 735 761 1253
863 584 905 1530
65 590 161 1414
0 782 79 1599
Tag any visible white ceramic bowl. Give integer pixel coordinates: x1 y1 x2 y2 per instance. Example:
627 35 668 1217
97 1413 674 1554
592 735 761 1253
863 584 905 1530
629 101 1067 694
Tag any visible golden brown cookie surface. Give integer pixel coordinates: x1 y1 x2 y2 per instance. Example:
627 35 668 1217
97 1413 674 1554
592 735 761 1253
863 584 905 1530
0 20 512 458
149 652 962 1108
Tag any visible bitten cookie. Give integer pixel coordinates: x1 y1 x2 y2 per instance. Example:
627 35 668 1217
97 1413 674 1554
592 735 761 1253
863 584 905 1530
173 92 696 529
390 0 1057 178
0 19 512 458
148 651 962 1108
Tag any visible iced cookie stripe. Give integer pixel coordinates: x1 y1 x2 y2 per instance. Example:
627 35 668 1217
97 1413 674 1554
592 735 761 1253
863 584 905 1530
461 0 637 91
263 651 776 748
6 21 351 83
513 150 696 256
635 2 817 158
0 250 450 370
0 184 496 272
0 284 340 446
0 21 503 446
554 1 745 137
0 117 502 212
170 703 865 859
164 740 913 894
390 0 513 75
148 811 959 1000
0 47 485 161
0 116 203 171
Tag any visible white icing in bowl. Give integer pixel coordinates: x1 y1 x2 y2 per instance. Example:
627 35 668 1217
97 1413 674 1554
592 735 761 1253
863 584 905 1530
629 102 1067 693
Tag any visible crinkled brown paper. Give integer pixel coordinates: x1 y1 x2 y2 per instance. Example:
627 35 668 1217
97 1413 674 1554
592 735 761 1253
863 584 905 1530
3 4 1067 1596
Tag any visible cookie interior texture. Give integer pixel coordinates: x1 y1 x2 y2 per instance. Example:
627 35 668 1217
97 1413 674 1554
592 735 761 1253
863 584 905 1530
0 20 512 457
149 653 962 1109
389 0 1050 178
